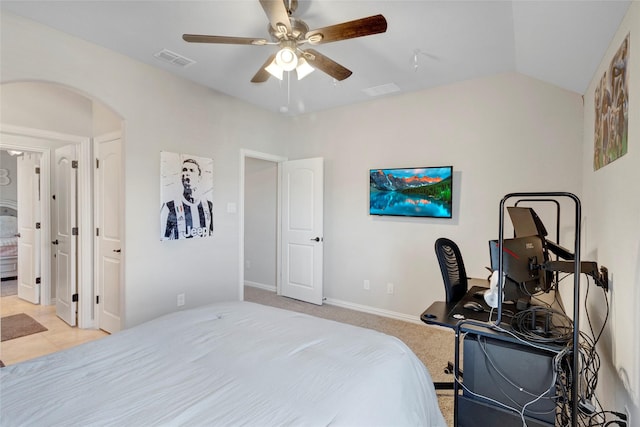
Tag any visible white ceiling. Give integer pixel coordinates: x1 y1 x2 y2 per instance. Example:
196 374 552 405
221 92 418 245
1 1 632 116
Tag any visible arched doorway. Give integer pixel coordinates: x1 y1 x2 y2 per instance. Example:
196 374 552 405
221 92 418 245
0 81 124 332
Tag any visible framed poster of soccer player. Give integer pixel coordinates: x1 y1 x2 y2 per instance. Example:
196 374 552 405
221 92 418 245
160 151 214 240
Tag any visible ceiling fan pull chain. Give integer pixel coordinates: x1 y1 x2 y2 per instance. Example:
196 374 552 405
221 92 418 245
287 71 291 106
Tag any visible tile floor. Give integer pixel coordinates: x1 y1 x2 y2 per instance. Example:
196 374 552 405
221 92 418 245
0 295 109 366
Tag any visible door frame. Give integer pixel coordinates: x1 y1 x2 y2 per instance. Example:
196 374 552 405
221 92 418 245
238 149 287 301
1 124 94 328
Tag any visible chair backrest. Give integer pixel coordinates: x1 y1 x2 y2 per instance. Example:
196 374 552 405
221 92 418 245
434 237 468 303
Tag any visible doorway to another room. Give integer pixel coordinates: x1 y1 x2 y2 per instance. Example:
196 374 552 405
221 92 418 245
243 156 279 295
1 81 123 334
240 150 324 306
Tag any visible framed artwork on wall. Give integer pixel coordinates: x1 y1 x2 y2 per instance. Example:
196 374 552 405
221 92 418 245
160 151 214 240
594 33 629 170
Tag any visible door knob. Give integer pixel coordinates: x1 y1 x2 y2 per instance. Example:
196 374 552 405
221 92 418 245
310 237 321 242
113 249 121 253
52 239 59 245
14 233 21 238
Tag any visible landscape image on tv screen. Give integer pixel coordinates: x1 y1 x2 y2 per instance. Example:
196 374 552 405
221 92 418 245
369 166 453 218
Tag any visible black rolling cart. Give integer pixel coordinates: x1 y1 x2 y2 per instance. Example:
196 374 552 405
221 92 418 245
449 192 605 427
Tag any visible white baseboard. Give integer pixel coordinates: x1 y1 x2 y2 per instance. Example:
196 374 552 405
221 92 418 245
245 281 276 293
323 298 423 325
245 281 422 325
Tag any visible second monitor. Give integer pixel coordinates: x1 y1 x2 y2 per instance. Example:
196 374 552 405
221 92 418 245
489 235 552 304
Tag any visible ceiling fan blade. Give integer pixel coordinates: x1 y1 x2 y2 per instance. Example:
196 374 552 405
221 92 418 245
183 34 268 45
306 14 387 44
251 53 277 83
259 0 292 33
302 49 352 81
287 0 298 14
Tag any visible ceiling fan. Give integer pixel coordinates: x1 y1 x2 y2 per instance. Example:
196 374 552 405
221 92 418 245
182 0 387 83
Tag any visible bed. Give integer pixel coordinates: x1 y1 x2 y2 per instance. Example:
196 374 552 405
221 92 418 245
0 301 446 426
0 201 18 280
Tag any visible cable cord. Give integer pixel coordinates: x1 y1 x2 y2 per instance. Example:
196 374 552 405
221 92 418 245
589 410 628 426
463 335 561 427
580 276 608 400
464 273 613 426
510 305 574 344
454 376 524 418
476 335 558 403
551 274 610 426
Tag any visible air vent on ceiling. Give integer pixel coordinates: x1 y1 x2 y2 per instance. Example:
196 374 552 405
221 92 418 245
362 83 400 97
153 49 196 68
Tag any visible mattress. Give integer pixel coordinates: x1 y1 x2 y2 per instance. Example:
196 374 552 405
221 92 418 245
0 237 17 257
0 301 446 426
0 213 17 259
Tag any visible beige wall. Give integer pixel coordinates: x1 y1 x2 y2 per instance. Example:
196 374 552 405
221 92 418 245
1 12 289 327
0 151 18 202
288 72 583 317
581 1 639 418
244 157 277 289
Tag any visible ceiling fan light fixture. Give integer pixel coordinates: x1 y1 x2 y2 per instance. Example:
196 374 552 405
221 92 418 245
296 57 314 80
275 46 298 71
265 58 284 80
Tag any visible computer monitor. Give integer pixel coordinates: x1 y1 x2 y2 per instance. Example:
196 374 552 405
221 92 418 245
489 235 551 303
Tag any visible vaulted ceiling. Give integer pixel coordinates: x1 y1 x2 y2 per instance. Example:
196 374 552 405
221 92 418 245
1 1 631 116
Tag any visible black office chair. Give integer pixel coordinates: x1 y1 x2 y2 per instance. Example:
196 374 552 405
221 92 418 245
433 237 467 390
435 237 469 305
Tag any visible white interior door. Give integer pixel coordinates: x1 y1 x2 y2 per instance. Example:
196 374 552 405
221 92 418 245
280 157 324 305
95 136 122 333
54 144 78 326
16 153 41 304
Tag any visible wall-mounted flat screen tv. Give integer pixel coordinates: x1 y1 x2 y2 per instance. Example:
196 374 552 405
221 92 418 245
369 166 453 218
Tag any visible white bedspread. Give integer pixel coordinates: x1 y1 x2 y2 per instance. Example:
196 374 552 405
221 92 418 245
0 301 445 426
0 237 17 257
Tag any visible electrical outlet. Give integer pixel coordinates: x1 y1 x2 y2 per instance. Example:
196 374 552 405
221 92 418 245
363 279 370 290
387 283 394 294
177 293 185 307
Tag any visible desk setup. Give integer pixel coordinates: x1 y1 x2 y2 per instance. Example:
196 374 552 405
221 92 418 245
422 284 495 328
422 284 569 427
421 283 567 332
422 192 612 427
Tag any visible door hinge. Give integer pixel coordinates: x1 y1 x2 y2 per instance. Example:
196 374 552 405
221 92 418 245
35 277 41 284
72 293 79 302
96 159 99 168
72 160 78 169
35 222 41 229
72 227 79 236
35 167 40 174
96 295 100 304
96 228 100 237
